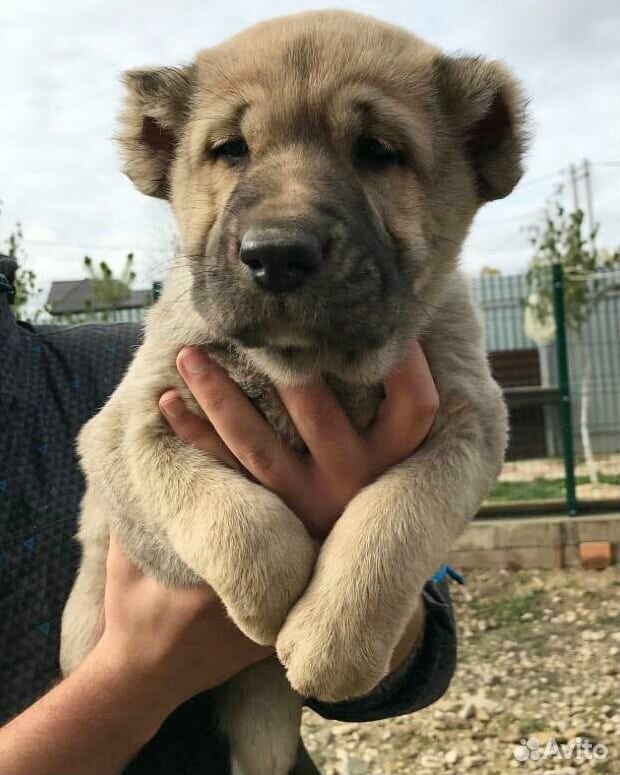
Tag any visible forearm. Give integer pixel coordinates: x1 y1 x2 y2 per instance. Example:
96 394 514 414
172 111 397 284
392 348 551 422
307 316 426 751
0 642 172 775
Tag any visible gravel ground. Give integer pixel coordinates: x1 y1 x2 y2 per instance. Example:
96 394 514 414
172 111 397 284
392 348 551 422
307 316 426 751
301 567 620 775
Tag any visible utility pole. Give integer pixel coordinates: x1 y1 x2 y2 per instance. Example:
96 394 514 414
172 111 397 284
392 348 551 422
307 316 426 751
568 160 597 258
569 164 580 210
582 158 597 253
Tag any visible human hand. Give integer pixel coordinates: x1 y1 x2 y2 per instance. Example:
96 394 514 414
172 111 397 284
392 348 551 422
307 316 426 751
96 535 272 719
160 343 438 540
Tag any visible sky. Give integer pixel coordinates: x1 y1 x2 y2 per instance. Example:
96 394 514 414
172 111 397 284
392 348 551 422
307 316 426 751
1 0 619 302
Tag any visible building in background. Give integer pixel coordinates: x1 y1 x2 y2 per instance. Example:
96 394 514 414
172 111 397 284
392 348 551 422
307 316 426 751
46 279 153 323
473 273 620 460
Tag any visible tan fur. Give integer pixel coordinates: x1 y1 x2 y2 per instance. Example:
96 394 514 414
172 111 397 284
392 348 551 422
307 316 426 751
61 11 526 774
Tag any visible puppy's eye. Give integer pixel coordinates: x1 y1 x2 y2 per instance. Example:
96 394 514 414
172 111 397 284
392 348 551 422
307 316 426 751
212 137 249 164
355 136 398 168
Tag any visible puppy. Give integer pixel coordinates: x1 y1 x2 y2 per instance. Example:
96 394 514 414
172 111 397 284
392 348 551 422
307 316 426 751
61 11 526 774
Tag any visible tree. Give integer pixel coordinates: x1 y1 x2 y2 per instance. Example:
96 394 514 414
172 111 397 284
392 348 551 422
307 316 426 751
525 200 620 483
3 218 44 322
83 253 136 320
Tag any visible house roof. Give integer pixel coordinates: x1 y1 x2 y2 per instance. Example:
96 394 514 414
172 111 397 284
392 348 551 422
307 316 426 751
47 279 152 314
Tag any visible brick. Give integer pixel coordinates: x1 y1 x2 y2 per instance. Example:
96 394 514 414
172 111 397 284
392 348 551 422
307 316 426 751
577 518 620 544
579 541 612 570
449 545 561 571
494 520 561 550
560 520 579 546
454 523 496 551
450 515 620 570
562 543 581 567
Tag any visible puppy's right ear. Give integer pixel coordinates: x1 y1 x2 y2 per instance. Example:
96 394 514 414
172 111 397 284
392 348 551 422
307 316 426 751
117 66 194 199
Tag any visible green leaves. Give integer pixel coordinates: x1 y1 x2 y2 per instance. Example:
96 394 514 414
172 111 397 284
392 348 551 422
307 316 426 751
525 199 620 332
82 252 135 317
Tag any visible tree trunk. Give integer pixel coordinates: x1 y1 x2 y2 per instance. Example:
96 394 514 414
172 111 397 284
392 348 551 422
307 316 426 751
577 332 598 484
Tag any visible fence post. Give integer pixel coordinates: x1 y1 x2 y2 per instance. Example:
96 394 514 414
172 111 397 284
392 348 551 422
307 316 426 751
152 281 163 301
552 263 578 516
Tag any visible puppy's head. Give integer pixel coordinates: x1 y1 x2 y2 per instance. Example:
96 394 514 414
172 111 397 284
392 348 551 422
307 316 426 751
118 11 528 381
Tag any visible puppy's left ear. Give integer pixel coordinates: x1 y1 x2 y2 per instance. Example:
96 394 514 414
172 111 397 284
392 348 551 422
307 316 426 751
434 56 530 201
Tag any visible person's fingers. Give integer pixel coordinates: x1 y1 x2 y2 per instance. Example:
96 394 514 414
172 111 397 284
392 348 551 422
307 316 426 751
276 381 364 477
159 390 240 471
176 348 304 489
367 343 439 468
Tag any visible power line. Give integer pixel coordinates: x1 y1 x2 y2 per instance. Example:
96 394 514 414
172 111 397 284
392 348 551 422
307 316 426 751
463 244 530 254
516 168 567 189
474 208 544 229
514 161 619 194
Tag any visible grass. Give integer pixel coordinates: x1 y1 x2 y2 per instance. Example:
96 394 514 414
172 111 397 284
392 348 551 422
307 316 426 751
590 687 618 712
517 718 547 738
597 606 620 633
487 474 620 502
467 588 546 626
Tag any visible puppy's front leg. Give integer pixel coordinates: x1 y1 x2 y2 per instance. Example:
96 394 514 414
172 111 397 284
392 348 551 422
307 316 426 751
167 471 317 645
122 412 317 645
277 390 506 701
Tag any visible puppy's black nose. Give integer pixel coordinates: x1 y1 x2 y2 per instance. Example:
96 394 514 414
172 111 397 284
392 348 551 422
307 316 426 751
240 227 321 292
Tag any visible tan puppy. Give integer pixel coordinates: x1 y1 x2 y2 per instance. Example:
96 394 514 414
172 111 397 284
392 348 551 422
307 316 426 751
61 11 526 774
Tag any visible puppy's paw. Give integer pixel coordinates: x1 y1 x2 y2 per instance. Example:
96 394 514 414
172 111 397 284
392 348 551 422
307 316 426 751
217 493 318 645
276 590 391 702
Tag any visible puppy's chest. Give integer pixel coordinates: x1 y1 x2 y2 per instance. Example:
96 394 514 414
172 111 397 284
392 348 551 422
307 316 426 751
206 347 384 453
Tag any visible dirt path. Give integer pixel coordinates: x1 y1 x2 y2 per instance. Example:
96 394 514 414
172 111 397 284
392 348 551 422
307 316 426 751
302 567 620 774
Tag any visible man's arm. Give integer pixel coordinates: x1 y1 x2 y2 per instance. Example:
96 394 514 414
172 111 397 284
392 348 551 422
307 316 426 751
0 538 270 775
0 643 168 775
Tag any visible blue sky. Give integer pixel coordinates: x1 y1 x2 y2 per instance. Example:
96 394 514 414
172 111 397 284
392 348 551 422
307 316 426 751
1 0 619 297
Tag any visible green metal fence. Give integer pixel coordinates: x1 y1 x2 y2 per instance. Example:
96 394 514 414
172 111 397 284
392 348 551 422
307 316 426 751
473 269 620 515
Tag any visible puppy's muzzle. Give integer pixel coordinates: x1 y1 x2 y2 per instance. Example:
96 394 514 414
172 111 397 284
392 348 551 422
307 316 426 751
240 225 322 293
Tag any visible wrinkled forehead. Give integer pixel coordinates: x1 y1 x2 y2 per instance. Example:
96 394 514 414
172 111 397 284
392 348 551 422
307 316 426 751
188 31 436 171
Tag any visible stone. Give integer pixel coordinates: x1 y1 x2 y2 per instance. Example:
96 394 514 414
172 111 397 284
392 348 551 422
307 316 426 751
444 749 459 765
582 629 605 641
340 755 367 775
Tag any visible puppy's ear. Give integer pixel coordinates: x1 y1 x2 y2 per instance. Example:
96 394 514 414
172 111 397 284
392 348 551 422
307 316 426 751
116 66 194 199
434 56 529 202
